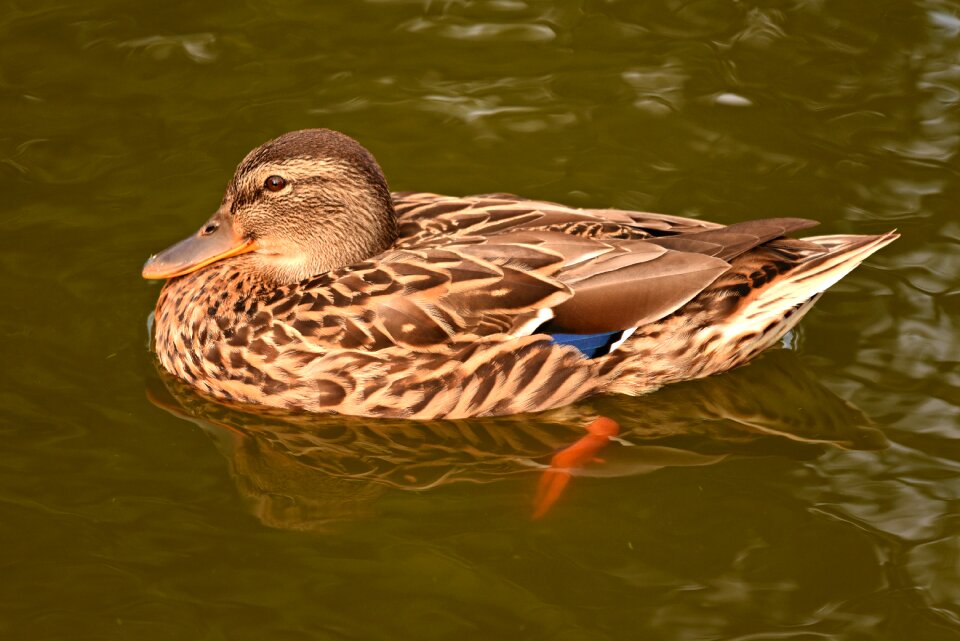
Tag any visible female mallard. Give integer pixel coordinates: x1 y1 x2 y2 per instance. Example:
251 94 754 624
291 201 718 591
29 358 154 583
143 129 896 419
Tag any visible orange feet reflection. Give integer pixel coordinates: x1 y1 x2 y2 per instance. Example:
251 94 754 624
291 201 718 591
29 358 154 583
532 416 620 519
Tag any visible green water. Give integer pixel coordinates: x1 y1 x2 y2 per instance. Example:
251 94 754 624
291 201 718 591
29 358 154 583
2 0 959 638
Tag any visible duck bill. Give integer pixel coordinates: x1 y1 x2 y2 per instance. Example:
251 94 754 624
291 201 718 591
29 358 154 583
142 215 258 279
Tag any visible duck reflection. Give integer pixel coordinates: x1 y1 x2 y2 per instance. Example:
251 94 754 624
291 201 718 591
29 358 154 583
148 349 886 531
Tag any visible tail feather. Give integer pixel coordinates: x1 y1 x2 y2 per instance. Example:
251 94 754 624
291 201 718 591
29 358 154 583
720 230 899 343
600 229 897 397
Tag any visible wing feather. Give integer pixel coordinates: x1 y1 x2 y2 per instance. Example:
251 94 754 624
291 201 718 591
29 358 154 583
552 251 730 333
392 192 724 247
647 218 818 261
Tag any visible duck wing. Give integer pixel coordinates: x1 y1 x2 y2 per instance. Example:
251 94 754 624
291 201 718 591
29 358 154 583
276 231 739 351
393 197 818 333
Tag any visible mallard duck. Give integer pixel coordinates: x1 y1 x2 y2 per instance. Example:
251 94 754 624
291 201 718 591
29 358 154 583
143 128 897 419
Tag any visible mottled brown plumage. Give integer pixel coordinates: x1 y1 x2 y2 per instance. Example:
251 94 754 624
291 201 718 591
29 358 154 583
143 129 898 418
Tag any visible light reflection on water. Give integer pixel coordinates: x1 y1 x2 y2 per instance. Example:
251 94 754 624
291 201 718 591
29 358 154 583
1 0 958 638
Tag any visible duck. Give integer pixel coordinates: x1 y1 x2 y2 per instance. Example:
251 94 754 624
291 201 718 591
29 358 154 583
142 128 897 419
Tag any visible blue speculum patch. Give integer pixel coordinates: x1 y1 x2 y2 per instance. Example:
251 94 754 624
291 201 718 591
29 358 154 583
548 331 623 358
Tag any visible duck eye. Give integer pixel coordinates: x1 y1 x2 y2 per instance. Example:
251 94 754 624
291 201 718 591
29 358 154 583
264 175 286 192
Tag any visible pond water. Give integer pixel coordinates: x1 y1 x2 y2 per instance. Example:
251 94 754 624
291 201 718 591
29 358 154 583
2 0 959 639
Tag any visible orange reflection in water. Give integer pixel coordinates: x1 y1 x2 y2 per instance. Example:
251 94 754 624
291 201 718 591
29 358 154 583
533 416 620 519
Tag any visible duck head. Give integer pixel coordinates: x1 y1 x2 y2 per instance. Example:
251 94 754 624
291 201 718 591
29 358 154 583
142 128 397 285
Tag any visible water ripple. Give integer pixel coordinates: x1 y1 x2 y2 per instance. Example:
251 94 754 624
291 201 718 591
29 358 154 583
399 17 556 42
117 33 217 63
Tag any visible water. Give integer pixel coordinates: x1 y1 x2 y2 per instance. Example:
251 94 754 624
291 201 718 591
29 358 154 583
2 0 959 638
